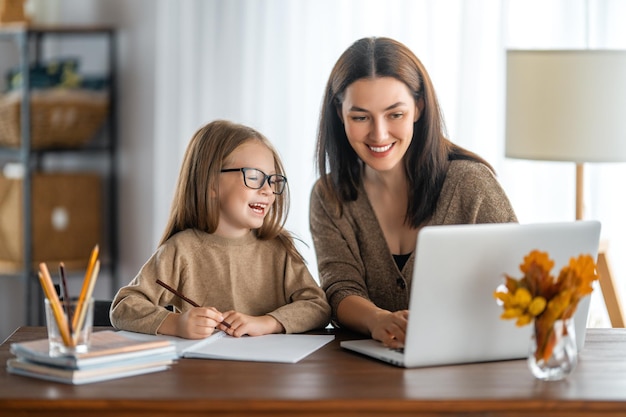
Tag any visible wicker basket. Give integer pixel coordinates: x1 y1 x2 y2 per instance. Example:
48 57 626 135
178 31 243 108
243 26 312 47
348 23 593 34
0 89 108 149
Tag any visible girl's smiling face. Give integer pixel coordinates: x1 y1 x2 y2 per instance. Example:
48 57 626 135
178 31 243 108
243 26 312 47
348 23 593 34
215 140 276 238
340 76 422 174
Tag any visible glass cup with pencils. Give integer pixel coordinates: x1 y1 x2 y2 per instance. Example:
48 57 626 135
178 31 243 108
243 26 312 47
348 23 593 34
44 297 95 355
39 245 100 356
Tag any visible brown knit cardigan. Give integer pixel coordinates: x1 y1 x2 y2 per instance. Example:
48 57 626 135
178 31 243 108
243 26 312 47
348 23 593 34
309 159 518 322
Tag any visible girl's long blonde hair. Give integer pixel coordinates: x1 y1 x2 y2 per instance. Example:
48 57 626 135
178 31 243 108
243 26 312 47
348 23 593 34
160 120 303 262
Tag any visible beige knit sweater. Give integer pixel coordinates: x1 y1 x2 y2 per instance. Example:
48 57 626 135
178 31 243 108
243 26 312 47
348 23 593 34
309 159 518 321
110 229 331 335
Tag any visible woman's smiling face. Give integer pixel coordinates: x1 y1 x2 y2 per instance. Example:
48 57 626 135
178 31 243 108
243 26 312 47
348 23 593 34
340 76 422 173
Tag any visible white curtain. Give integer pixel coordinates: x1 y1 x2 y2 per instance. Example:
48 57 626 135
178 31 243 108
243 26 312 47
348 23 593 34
153 0 626 326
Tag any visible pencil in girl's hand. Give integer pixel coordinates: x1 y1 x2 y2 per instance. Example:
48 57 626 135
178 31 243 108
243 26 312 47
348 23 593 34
156 279 199 307
155 279 231 329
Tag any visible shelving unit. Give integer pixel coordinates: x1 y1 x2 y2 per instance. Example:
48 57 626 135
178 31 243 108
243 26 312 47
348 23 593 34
0 25 117 325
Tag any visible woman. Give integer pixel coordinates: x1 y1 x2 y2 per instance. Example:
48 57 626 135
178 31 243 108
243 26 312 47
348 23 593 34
310 37 516 348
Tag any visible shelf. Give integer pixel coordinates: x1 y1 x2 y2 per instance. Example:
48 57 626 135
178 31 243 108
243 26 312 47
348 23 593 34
0 142 114 157
0 26 118 326
0 24 114 37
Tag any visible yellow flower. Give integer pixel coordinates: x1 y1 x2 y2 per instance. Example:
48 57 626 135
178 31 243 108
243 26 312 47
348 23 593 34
527 296 546 316
501 307 524 320
515 314 533 327
493 286 546 327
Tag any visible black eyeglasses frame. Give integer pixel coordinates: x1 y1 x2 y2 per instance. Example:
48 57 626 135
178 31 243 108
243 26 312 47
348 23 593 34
220 167 287 195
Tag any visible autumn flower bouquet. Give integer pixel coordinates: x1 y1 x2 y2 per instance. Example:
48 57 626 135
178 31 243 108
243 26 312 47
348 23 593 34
493 250 599 378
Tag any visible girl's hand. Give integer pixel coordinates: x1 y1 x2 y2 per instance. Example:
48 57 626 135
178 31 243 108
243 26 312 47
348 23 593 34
219 311 284 337
370 309 409 349
159 306 225 339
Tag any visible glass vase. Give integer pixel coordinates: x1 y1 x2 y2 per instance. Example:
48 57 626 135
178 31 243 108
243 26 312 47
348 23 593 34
528 318 577 381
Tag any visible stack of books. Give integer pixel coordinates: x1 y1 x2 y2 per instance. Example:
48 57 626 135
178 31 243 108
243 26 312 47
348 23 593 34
7 330 177 385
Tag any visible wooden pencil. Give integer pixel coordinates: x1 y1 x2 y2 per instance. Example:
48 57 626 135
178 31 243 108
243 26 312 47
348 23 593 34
156 279 231 329
72 260 100 344
59 262 73 335
39 263 73 347
72 245 99 331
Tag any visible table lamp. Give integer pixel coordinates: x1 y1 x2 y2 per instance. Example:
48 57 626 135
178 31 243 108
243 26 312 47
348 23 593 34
505 49 626 327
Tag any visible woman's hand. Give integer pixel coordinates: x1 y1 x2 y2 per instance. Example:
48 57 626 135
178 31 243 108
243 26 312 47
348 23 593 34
336 295 409 348
158 306 225 339
369 309 409 348
219 311 284 337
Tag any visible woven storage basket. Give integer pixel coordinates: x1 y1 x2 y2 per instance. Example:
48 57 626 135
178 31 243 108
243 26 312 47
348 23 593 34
0 89 108 149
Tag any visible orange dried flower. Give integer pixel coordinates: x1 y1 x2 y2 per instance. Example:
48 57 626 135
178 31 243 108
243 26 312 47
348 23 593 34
493 250 599 362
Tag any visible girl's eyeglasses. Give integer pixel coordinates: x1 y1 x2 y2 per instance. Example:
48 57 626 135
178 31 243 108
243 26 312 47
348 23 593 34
220 168 287 195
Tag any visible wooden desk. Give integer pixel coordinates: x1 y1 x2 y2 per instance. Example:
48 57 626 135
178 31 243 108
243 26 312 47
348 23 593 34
1 327 626 416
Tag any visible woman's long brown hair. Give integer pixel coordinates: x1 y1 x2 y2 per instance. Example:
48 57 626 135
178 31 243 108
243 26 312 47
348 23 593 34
316 37 492 227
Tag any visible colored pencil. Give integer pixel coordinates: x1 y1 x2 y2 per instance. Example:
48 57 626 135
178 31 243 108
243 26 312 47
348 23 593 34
72 245 99 331
72 260 100 344
39 263 73 347
155 279 231 329
58 262 73 335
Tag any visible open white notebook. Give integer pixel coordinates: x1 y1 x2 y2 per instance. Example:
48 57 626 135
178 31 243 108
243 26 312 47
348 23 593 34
117 330 334 364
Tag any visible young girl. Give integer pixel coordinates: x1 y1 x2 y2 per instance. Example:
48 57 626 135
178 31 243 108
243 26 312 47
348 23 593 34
111 120 330 339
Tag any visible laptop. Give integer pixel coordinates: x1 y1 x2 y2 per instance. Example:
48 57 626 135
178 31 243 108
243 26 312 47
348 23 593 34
340 220 601 368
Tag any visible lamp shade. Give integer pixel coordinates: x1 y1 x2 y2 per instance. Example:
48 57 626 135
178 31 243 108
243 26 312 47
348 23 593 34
506 50 626 163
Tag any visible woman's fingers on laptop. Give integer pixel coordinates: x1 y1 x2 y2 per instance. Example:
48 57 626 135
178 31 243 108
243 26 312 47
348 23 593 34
373 310 408 348
384 329 405 348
